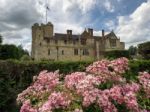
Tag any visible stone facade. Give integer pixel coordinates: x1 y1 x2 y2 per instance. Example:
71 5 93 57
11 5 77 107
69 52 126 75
31 22 125 61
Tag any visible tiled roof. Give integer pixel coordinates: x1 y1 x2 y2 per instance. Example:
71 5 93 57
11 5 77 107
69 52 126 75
104 31 118 39
54 33 79 40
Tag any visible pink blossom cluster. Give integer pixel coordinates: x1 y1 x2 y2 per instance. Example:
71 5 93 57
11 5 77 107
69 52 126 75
138 72 150 98
86 59 110 75
17 58 149 112
86 57 129 75
81 83 140 112
17 70 60 105
64 71 141 112
65 72 102 94
85 57 128 83
109 83 140 112
20 100 37 112
39 92 71 112
110 57 129 74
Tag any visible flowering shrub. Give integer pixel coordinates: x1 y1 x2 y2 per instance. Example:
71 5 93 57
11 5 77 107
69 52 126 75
138 72 150 98
17 57 150 112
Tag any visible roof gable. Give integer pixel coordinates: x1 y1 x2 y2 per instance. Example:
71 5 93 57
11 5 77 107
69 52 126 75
105 31 118 39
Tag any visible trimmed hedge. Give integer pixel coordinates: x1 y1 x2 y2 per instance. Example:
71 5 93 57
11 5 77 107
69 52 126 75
105 50 130 59
0 59 150 112
0 60 91 112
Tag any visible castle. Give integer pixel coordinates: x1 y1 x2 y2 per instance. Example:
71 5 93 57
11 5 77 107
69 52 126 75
31 22 125 61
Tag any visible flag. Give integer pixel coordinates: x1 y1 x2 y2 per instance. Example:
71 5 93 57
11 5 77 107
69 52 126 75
46 6 50 10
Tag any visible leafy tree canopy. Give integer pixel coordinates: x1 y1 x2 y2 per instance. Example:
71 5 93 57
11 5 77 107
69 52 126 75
128 46 137 56
0 34 2 44
0 44 29 60
138 41 150 59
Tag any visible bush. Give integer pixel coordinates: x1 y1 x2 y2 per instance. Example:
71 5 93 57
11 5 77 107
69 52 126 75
20 55 32 61
138 41 150 59
0 59 150 112
104 50 129 59
0 60 91 112
16 58 150 112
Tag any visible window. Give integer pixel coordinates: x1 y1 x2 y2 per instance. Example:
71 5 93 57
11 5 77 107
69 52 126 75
74 49 78 55
55 40 58 44
39 42 42 46
81 39 86 45
64 40 67 44
83 49 89 55
62 50 64 55
48 49 50 55
73 41 76 45
110 39 116 47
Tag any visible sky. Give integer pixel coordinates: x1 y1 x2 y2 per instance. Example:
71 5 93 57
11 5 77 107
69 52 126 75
0 0 150 52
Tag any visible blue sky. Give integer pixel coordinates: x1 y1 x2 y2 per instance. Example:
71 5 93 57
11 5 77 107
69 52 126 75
0 0 150 52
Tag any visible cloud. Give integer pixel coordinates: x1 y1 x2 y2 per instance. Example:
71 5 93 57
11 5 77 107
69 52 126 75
103 0 115 12
0 0 43 52
0 0 148 52
0 0 42 31
105 20 116 30
116 0 150 48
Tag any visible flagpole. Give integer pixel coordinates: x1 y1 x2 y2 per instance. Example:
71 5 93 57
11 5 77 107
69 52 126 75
45 0 48 24
46 6 47 24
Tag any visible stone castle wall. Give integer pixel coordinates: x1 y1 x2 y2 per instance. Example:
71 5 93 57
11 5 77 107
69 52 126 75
31 22 125 61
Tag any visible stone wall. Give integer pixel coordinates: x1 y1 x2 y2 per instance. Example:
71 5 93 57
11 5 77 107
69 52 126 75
31 22 125 61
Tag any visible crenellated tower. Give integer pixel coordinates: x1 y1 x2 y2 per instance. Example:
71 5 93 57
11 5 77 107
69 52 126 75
31 22 54 60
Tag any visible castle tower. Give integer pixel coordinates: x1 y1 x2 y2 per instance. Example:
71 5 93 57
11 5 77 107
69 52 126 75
42 22 53 38
31 22 54 60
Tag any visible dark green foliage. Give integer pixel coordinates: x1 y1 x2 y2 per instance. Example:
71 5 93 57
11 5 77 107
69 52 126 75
0 60 150 111
104 50 129 59
0 60 91 112
138 41 150 59
123 60 150 81
0 69 20 112
0 44 29 60
83 104 102 112
96 81 113 90
112 101 129 112
137 89 150 110
0 35 2 44
128 46 137 56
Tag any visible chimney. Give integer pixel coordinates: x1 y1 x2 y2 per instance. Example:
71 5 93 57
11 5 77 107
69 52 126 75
88 28 93 36
67 30 72 36
67 30 72 39
102 29 105 37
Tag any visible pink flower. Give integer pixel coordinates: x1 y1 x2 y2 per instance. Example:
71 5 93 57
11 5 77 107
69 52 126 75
39 92 71 112
20 100 37 112
17 70 60 105
138 72 150 98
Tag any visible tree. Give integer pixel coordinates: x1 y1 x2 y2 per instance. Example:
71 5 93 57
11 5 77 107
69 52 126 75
0 44 29 60
128 46 137 56
138 41 150 59
104 50 130 59
0 34 2 44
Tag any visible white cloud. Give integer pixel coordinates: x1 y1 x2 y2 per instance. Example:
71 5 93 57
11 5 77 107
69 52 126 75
105 20 115 30
116 0 150 48
103 0 115 12
1 0 148 52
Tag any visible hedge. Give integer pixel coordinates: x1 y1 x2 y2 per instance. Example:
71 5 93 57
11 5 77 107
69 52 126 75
0 60 91 112
104 50 130 59
0 59 150 112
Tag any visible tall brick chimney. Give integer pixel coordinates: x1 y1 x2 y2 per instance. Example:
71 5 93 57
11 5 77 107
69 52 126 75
67 30 72 39
88 28 93 36
67 30 72 36
102 29 105 37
